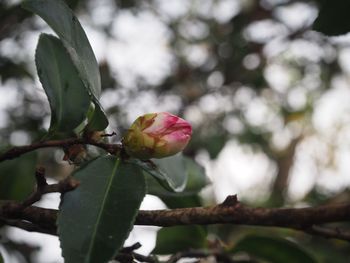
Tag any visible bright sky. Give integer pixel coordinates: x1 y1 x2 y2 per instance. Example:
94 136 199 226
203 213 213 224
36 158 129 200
1 0 350 262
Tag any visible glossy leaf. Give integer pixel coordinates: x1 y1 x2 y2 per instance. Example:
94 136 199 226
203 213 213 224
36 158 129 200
131 154 187 192
153 226 207 255
233 235 316 263
145 157 208 210
58 156 146 263
23 0 109 130
182 157 209 194
23 0 101 99
0 152 36 201
35 34 90 133
151 154 187 192
145 157 206 209
130 159 174 192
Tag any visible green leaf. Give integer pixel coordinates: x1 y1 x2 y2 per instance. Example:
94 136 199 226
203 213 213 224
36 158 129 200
182 157 209 194
145 157 209 207
233 235 316 263
131 154 188 192
151 154 188 192
153 226 207 255
312 0 350 36
23 0 109 130
0 152 36 201
0 252 3 263
23 0 101 99
58 156 146 263
147 156 208 197
86 101 109 131
161 195 202 209
35 34 90 133
130 159 174 192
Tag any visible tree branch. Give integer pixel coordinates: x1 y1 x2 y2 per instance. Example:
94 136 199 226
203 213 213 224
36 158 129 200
20 167 80 208
2 195 350 242
0 137 122 162
306 225 350 242
0 217 56 235
116 243 157 263
136 196 350 229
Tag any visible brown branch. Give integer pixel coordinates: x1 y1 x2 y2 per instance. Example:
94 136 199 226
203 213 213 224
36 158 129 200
136 196 350 229
0 217 56 235
2 195 350 242
20 167 80 208
0 168 79 233
306 225 350 242
116 242 156 263
0 137 122 162
270 136 302 206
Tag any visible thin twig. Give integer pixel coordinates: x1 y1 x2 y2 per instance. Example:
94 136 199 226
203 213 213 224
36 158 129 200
21 167 79 208
116 242 157 263
120 242 142 253
306 225 350 241
0 138 122 162
115 252 157 263
0 217 56 235
101 131 117 137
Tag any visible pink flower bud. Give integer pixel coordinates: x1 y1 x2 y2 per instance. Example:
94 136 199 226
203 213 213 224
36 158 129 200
123 112 192 159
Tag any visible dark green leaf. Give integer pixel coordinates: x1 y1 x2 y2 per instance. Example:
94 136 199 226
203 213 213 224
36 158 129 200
0 252 3 263
152 154 187 192
182 157 209 194
145 157 209 208
0 152 36 201
24 0 110 130
130 158 174 192
35 34 90 133
153 226 207 255
86 101 109 131
233 235 316 263
23 0 101 99
146 156 208 197
58 156 146 263
131 154 187 192
313 0 350 36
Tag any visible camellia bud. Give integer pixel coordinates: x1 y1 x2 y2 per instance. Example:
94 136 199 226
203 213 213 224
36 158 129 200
123 112 192 159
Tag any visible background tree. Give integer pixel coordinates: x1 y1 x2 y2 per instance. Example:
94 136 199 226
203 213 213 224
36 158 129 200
1 0 350 262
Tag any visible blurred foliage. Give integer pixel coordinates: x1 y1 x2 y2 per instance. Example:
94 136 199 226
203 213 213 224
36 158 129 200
153 225 207 255
0 237 39 263
1 0 350 262
0 152 36 201
232 235 316 263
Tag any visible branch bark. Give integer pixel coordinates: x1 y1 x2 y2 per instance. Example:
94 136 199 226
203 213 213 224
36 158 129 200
0 137 122 162
1 141 350 242
1 195 350 242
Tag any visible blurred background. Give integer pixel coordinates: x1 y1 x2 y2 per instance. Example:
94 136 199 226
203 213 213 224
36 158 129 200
1 0 350 262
